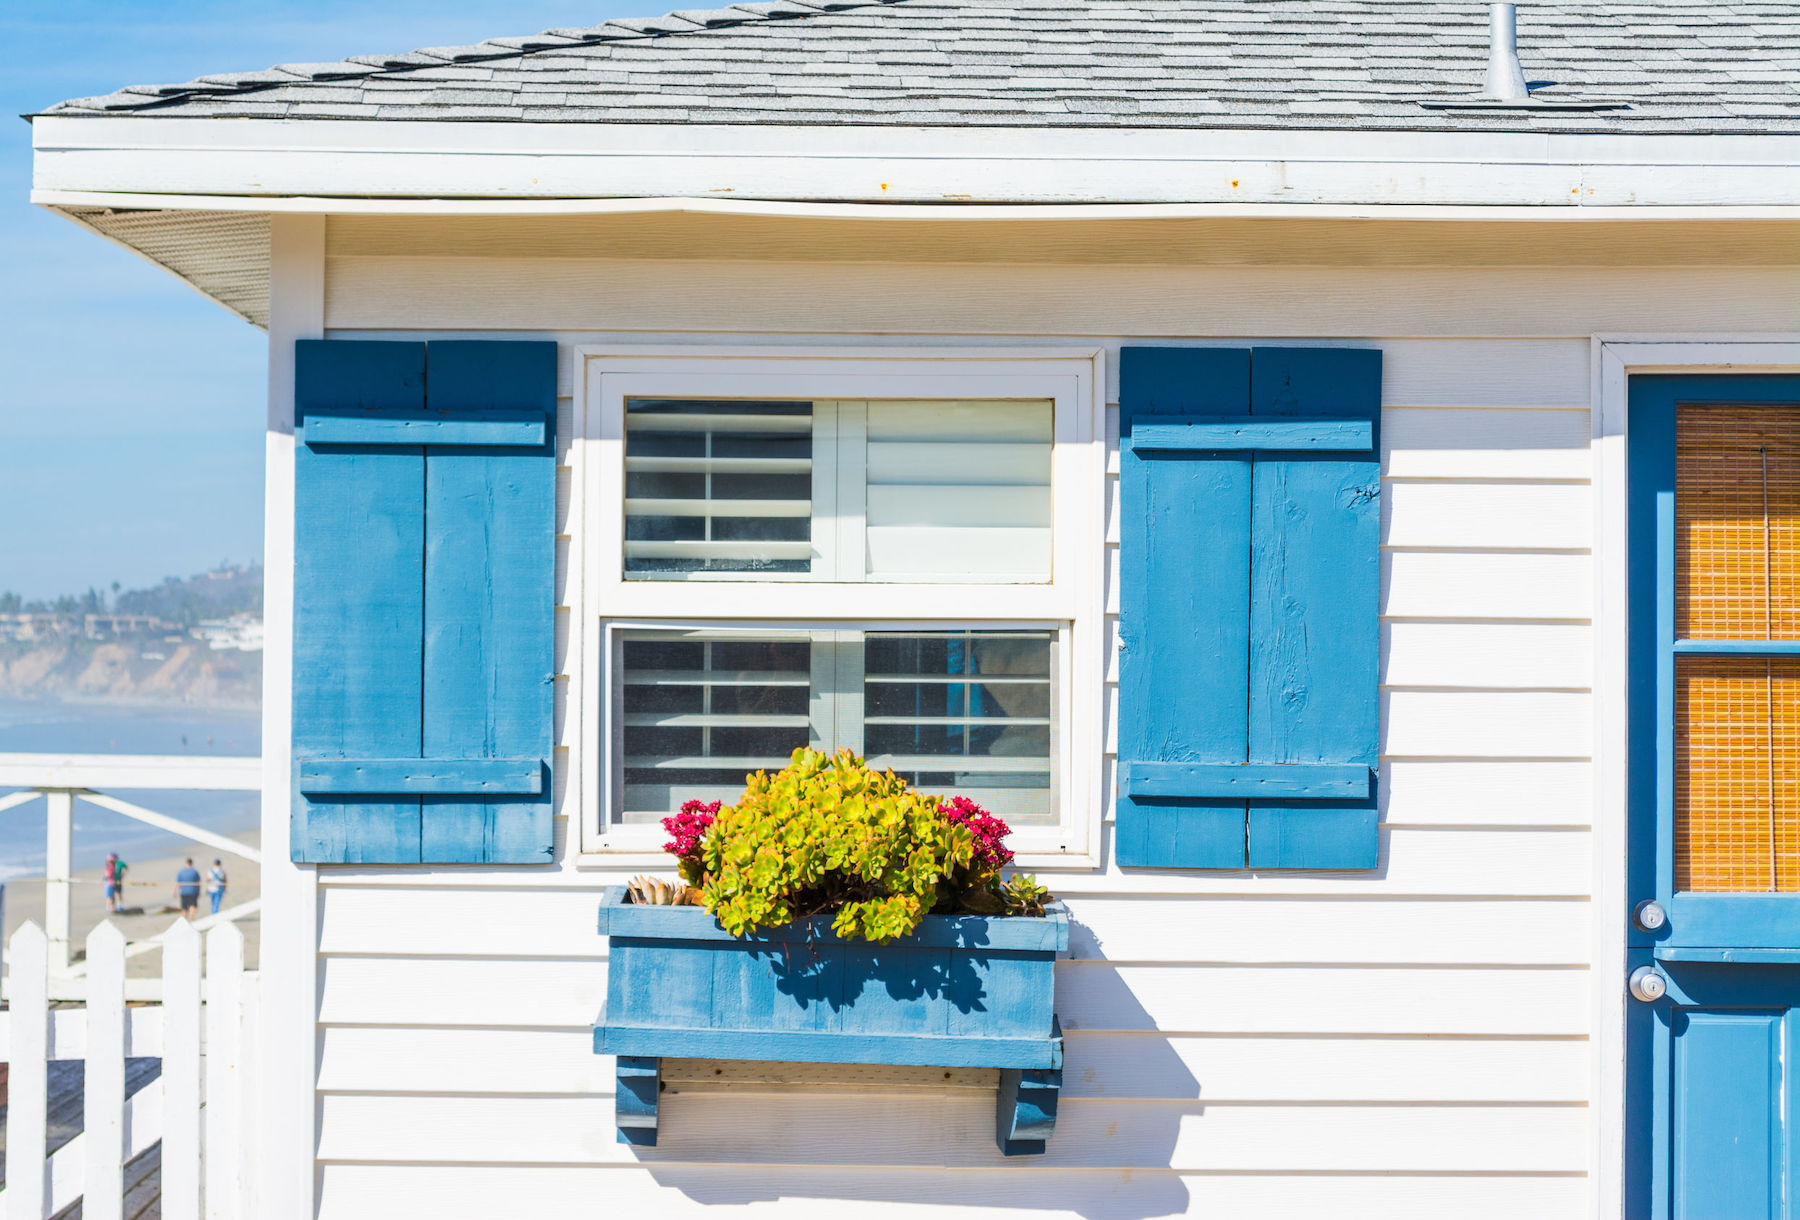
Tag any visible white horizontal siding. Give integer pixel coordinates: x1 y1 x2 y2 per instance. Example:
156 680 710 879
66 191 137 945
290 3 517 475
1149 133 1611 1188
1382 622 1591 689
1384 691 1592 757
353 332 1591 414
319 1164 1587 1220
318 955 1587 1036
316 888 1589 960
310 256 1638 1214
1384 480 1589 550
1380 760 1592 827
325 256 1794 337
1104 686 1592 758
318 1027 1587 1102
315 1092 1587 1171
323 211 1797 266
1384 550 1591 620
1383 407 1592 479
1056 962 1589 1035
317 831 1589 903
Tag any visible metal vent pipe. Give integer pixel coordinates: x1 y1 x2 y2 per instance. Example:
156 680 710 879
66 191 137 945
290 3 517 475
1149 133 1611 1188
1483 3 1531 100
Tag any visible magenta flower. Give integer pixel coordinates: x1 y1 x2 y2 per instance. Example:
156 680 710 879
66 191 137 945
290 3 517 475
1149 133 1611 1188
938 796 1014 874
663 799 720 862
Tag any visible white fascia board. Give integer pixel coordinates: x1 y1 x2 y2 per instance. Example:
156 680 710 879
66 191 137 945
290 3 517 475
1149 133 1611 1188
30 116 1800 210
30 191 1800 223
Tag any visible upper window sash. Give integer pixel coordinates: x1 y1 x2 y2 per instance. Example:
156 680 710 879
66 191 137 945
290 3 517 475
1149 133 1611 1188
583 365 1097 622
623 397 1056 584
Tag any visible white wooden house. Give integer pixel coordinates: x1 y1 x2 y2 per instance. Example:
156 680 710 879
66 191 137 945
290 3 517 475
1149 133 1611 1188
25 1 1800 1216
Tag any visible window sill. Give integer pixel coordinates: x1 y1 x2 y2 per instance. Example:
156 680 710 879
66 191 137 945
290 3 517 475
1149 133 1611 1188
570 847 1101 872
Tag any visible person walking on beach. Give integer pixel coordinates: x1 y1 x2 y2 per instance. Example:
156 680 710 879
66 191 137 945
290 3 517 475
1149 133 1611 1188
175 858 202 921
103 853 127 914
206 859 227 915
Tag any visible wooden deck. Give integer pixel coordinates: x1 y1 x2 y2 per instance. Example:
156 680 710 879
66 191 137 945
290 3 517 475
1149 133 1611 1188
0 1052 164 1218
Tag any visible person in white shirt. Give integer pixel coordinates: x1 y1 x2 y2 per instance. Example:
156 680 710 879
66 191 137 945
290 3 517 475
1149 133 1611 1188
206 859 227 916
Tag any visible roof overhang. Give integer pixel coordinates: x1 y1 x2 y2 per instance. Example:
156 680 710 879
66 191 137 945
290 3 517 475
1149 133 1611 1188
30 116 1800 328
33 117 1800 208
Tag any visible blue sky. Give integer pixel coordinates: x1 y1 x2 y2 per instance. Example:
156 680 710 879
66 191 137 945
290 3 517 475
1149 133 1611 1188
0 1 634 602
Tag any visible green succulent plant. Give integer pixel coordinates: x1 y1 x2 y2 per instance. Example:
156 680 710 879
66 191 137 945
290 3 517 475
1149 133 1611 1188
1000 873 1052 918
699 747 974 942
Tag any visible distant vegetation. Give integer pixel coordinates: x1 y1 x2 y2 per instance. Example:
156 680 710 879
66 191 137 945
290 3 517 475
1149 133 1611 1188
1 563 262 629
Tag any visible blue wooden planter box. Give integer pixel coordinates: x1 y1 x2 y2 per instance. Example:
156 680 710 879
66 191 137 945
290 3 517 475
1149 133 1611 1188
593 887 1069 1155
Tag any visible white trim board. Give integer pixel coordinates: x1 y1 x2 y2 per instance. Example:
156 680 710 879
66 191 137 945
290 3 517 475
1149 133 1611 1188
261 213 323 1220
33 192 1800 223
1588 336 1800 1220
30 116 1800 207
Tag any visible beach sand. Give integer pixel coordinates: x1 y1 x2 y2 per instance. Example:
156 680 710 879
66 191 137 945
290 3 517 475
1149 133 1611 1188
3 834 260 977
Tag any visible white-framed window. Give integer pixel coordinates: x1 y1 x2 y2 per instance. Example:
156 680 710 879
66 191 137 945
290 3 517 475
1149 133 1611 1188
569 348 1106 864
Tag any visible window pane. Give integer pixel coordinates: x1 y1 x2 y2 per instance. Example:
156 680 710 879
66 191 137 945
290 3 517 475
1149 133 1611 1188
614 627 1060 829
864 401 1053 582
624 399 813 576
863 630 1056 825
621 397 1053 583
619 629 817 822
1676 404 1800 640
1675 656 1800 892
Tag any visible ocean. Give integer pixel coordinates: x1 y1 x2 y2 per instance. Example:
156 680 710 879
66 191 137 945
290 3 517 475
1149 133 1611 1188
0 699 261 880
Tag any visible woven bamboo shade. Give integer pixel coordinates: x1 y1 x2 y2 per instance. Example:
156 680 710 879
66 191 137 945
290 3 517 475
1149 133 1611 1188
1676 405 1800 640
1674 401 1800 892
1674 657 1800 892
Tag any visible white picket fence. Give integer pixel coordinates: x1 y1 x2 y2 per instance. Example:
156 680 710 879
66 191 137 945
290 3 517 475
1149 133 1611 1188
0 919 260 1219
0 753 264 1001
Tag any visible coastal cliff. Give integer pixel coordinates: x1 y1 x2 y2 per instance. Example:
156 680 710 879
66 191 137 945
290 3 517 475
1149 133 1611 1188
2 564 262 707
0 639 261 707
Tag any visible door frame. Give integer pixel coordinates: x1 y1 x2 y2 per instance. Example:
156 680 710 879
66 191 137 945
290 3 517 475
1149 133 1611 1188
1593 337 1800 1220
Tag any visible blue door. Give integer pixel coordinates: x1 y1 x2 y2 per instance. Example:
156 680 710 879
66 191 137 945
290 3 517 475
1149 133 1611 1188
1627 374 1800 1218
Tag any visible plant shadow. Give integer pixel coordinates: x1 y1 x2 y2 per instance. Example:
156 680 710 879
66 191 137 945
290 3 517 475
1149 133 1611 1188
756 919 993 1020
634 910 1197 1219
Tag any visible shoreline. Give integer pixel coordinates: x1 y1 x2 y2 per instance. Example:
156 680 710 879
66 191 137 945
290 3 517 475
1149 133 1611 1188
0 693 261 716
3 833 261 976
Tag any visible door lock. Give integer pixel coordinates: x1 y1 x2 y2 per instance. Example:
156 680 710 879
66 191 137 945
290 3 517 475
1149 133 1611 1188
1629 965 1667 1003
1633 899 1667 932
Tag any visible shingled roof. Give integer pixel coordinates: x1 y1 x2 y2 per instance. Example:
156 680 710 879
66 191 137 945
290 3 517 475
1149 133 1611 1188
41 0 1800 133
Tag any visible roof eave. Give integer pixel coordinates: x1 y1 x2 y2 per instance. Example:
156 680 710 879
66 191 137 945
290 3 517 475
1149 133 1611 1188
36 191 1800 224
32 115 1800 211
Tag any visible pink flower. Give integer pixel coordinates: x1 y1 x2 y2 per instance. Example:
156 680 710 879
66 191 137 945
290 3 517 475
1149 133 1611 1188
939 796 1014 873
662 799 719 861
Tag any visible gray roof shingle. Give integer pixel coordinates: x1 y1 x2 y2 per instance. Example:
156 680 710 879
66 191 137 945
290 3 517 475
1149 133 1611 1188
39 0 1800 133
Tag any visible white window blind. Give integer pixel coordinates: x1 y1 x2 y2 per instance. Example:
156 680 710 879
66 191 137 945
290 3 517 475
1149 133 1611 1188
862 629 1057 821
864 401 1053 582
623 398 1052 583
616 627 1056 825
623 399 814 575
618 629 819 817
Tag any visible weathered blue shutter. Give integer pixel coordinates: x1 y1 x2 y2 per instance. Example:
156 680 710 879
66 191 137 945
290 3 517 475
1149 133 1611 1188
1116 346 1381 870
293 339 557 864
1116 349 1254 868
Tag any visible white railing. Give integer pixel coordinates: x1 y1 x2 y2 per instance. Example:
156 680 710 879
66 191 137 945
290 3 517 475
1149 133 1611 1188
0 753 261 999
0 919 260 1219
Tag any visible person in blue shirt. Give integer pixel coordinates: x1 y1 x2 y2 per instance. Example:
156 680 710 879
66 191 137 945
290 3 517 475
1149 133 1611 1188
175 858 202 921
206 859 227 916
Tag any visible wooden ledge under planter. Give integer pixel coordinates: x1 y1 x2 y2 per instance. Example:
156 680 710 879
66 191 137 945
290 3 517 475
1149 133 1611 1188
592 887 1069 1155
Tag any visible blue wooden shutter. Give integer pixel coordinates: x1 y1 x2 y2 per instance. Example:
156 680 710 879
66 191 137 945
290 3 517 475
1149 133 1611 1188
1116 346 1381 869
1115 348 1254 868
292 339 557 864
